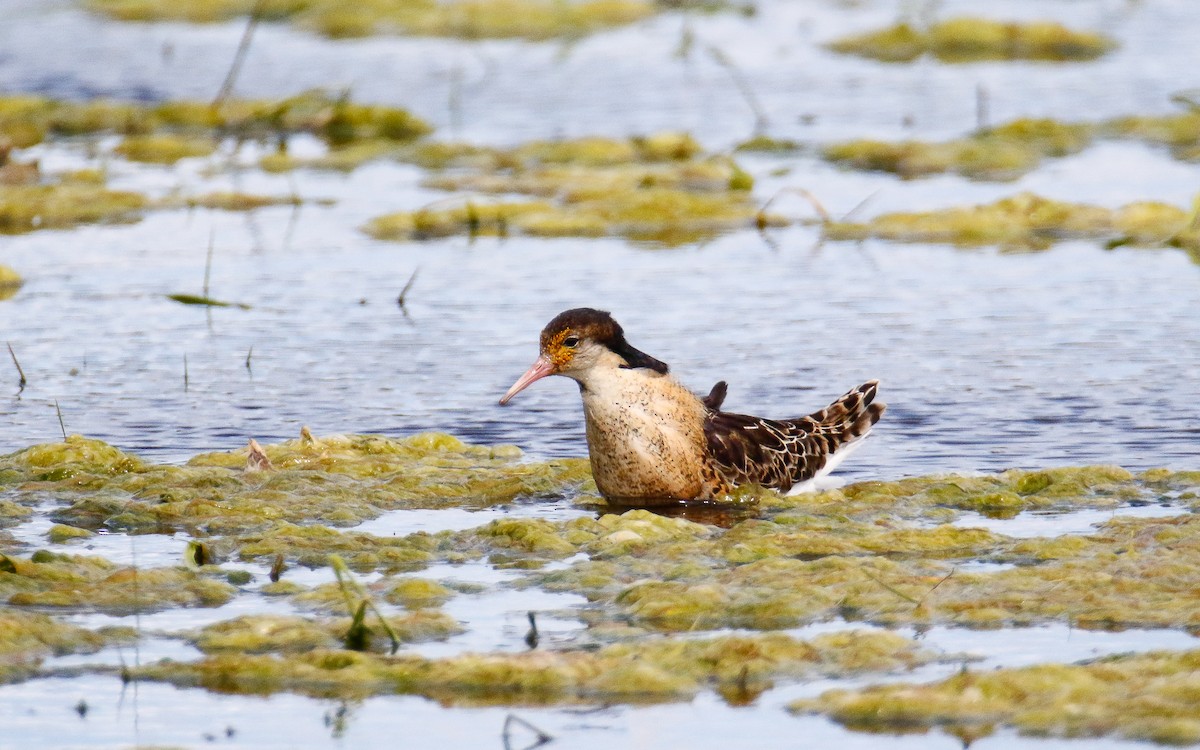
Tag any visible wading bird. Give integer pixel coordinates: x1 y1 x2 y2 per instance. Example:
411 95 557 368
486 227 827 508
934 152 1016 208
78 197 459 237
500 308 885 505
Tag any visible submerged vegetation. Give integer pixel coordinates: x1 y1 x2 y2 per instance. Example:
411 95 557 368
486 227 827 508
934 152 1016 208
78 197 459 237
365 133 777 245
825 193 1200 256
1 433 1198 740
827 17 1115 63
83 0 662 40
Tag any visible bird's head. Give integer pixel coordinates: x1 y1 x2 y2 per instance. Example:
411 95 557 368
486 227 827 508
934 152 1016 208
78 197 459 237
499 308 668 405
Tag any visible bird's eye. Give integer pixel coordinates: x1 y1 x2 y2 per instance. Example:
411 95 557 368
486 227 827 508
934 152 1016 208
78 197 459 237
563 335 580 348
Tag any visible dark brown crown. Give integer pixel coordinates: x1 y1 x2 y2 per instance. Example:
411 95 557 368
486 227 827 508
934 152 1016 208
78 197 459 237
540 308 669 374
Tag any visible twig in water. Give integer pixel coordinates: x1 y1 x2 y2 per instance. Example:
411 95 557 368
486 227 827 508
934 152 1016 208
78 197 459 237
856 564 918 604
183 354 189 392
448 60 464 138
245 346 253 373
976 83 990 132
213 0 267 107
524 612 539 650
397 268 419 309
203 230 215 301
502 714 553 750
708 45 768 136
54 399 67 440
917 567 956 608
841 189 881 223
269 553 285 583
757 187 831 230
7 342 26 393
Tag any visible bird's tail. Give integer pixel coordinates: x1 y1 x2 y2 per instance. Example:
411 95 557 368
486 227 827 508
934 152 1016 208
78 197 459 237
806 380 886 442
780 380 885 494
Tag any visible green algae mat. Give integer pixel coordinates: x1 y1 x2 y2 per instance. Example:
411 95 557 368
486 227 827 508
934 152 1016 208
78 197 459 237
81 0 695 40
826 17 1115 63
2 433 1199 744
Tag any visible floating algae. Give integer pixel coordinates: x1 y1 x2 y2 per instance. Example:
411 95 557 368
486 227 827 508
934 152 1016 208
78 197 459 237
825 193 1200 255
790 649 1200 745
114 134 217 164
365 134 779 245
823 118 1095 181
84 0 662 41
1107 110 1200 162
0 550 235 614
519 467 1200 633
1 431 1199 731
827 17 1115 63
0 91 430 152
130 629 935 705
185 610 461 655
0 173 146 234
2 433 590 571
824 109 1200 180
0 609 133 684
0 265 22 301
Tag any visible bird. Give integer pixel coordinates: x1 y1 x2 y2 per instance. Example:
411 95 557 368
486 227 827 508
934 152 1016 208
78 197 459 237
499 308 885 505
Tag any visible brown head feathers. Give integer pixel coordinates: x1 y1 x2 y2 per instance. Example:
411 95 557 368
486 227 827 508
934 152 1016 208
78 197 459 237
540 308 669 374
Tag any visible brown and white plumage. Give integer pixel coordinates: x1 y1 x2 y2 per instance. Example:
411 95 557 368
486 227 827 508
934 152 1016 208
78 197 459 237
500 308 885 504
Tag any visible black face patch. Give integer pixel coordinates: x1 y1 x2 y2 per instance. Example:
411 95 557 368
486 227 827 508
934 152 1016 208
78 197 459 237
540 308 670 374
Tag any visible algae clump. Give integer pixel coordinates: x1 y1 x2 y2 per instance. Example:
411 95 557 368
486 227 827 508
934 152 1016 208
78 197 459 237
824 119 1095 181
2 551 235 614
0 177 147 234
365 134 775 245
85 0 660 41
826 192 1200 255
132 629 934 704
828 18 1115 63
0 91 430 152
0 609 129 684
0 264 22 300
792 649 1200 746
114 134 216 164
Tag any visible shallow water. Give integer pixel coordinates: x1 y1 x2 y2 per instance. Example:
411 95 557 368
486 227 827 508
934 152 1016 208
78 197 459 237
3 0 1200 747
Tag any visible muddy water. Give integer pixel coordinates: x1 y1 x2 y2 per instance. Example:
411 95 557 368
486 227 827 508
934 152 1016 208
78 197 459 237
2 0 1200 748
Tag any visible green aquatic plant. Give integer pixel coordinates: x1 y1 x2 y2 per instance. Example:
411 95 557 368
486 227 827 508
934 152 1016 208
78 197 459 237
828 17 1115 63
0 609 134 684
365 134 776 245
84 0 661 40
791 649 1200 745
131 629 935 704
1 550 236 614
0 176 147 234
3 429 1200 727
0 265 23 301
114 134 217 164
3 433 590 571
0 91 430 151
824 119 1096 181
825 192 1200 254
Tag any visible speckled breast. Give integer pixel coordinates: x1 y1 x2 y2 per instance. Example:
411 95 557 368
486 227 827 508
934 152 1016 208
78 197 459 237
579 372 713 504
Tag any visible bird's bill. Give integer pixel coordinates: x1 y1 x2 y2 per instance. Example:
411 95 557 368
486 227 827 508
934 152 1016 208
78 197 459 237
499 355 556 405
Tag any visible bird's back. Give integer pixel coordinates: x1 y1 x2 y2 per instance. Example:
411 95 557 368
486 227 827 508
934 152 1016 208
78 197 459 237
704 380 885 494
